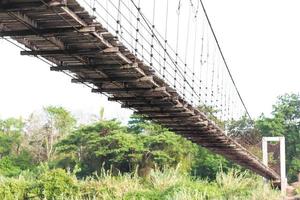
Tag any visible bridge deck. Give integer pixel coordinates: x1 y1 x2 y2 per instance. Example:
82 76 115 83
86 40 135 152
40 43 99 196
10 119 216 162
0 0 280 181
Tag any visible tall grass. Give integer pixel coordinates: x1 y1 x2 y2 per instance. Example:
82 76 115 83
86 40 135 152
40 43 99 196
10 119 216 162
0 167 280 200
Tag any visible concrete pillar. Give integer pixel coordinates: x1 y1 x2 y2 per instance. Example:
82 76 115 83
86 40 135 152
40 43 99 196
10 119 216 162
262 137 286 195
279 137 286 195
262 137 268 183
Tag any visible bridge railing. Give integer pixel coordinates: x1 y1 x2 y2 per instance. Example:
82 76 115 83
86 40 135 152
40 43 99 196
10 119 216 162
76 0 270 159
78 0 248 122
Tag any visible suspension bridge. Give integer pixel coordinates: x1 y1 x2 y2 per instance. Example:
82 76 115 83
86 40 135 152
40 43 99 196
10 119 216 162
0 0 281 183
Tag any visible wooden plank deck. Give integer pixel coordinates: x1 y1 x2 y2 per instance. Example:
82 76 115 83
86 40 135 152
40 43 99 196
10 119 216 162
0 0 280 182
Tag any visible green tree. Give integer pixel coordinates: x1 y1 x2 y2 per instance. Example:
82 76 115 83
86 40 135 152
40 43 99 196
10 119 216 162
198 105 224 128
44 106 76 160
256 93 300 181
0 117 24 136
57 118 198 177
192 146 233 180
24 106 76 162
56 120 131 176
0 117 33 176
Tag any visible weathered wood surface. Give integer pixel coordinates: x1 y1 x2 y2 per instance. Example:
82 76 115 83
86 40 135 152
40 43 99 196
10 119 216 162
0 0 280 181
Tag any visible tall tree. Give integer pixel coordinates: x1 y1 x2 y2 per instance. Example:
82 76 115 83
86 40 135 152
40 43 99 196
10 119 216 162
44 106 76 160
25 106 76 162
256 93 300 181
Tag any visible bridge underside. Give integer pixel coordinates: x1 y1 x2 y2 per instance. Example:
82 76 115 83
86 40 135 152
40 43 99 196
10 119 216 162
0 0 280 181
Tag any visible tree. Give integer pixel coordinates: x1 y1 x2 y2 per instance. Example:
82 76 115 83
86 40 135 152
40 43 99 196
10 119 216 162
56 120 131 176
0 117 33 176
0 133 18 158
25 106 76 162
256 93 300 181
198 105 225 128
56 117 199 177
0 117 24 136
127 114 148 134
0 117 24 156
45 106 76 137
191 146 234 180
44 106 76 160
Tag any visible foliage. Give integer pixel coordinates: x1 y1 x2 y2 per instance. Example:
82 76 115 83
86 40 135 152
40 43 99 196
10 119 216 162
0 156 22 177
36 168 78 199
44 106 76 137
0 118 33 177
295 187 300 196
24 106 76 162
198 105 225 128
0 152 33 177
191 146 234 180
0 117 24 136
256 93 300 181
0 118 24 158
0 103 287 199
0 167 279 200
127 114 148 134
56 119 197 177
0 133 19 158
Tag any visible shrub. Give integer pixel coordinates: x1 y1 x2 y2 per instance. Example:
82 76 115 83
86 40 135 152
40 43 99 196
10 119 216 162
0 176 29 200
0 167 280 200
36 168 78 199
0 156 21 177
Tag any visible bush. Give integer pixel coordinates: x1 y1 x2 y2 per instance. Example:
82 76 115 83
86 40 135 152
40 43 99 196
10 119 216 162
0 156 21 177
0 176 28 200
36 168 78 199
0 167 280 200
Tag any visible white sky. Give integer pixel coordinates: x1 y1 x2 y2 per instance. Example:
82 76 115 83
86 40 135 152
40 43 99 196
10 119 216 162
0 41 133 122
0 0 299 121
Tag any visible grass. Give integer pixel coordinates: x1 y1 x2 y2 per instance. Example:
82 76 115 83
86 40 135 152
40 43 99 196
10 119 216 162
0 167 280 200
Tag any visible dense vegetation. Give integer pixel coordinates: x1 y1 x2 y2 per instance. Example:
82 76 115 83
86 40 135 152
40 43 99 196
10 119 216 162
0 107 232 181
0 93 299 199
256 93 300 181
0 167 279 200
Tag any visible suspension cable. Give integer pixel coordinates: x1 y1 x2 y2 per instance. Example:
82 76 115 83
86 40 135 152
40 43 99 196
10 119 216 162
198 0 252 120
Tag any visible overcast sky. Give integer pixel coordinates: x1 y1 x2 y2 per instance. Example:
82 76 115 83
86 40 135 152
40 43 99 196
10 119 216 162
0 0 299 121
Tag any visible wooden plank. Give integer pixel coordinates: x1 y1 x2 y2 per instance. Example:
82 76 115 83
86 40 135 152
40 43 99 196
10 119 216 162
8 11 67 51
147 118 204 124
200 144 235 148
0 2 46 12
0 0 66 12
60 6 113 48
158 120 208 126
181 134 227 139
135 110 193 115
146 115 201 120
72 76 154 84
60 6 132 64
121 102 175 109
108 96 175 102
21 48 101 56
92 87 165 94
176 130 212 135
0 26 96 37
51 62 139 71
165 124 207 128
51 63 121 71
102 47 119 53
